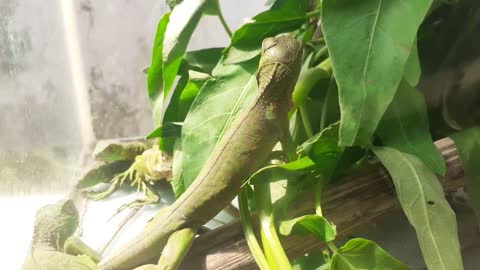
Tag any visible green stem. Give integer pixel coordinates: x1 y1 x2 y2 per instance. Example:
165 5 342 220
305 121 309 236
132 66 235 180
239 188 271 270
319 57 332 74
313 46 329 62
299 106 314 138
326 241 339 254
306 9 322 18
280 132 297 162
320 77 335 131
217 5 232 38
255 182 292 270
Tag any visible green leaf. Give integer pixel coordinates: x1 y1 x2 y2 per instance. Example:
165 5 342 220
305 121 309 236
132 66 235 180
404 40 421 86
279 214 336 242
178 48 224 75
159 71 211 153
247 156 317 185
148 13 170 126
292 250 330 270
373 147 463 270
171 139 185 198
146 122 183 140
377 80 446 175
180 58 259 190
451 127 480 223
223 0 309 64
330 238 411 270
322 0 433 146
301 123 344 179
162 0 209 99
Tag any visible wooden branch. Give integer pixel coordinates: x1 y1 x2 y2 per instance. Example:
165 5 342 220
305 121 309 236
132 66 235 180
180 138 464 270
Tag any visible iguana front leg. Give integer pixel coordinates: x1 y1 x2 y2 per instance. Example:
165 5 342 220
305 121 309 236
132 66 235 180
22 200 100 270
65 235 102 263
113 182 160 215
81 143 171 214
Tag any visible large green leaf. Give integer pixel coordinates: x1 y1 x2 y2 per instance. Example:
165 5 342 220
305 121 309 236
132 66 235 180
322 0 432 146
451 127 480 223
223 0 309 64
159 71 211 153
162 0 210 99
279 214 336 242
146 122 182 140
330 238 411 270
404 40 421 86
377 80 446 175
373 147 463 270
178 48 224 75
148 13 170 126
180 58 259 190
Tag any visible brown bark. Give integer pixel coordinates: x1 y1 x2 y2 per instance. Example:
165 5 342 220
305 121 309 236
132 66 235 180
181 138 465 270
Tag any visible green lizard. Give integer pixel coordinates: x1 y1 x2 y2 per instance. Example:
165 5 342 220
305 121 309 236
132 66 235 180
79 140 172 213
22 199 101 270
99 36 303 270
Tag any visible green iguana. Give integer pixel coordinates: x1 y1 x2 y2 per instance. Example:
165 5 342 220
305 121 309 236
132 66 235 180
79 140 172 213
22 199 101 270
99 36 303 270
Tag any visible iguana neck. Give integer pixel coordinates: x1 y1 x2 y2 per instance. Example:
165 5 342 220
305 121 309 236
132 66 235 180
31 221 66 251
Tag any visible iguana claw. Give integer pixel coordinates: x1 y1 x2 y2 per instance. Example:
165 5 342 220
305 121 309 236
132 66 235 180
113 183 160 216
83 164 136 200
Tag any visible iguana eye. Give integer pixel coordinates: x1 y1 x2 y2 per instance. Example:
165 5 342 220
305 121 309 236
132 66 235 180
61 200 77 216
262 37 277 51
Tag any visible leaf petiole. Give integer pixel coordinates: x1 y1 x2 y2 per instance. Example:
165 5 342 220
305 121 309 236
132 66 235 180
239 188 271 270
306 9 322 18
215 1 232 37
255 182 292 270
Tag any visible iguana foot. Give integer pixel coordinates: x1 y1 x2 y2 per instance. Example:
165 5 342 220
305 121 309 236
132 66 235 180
114 183 160 216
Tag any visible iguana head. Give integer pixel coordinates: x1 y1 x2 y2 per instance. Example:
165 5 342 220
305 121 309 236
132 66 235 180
258 36 303 95
260 36 303 68
32 199 79 250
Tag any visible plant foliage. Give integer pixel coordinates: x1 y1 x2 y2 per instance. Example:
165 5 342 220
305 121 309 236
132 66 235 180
142 0 476 268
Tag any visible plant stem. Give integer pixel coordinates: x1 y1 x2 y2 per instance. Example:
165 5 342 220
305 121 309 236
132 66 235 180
217 5 232 38
313 45 329 62
239 188 271 270
281 132 297 162
299 106 314 138
306 9 322 18
326 241 339 254
255 182 292 270
319 57 332 74
320 77 335 131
